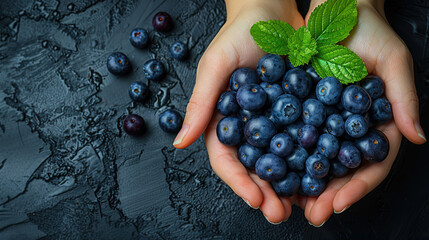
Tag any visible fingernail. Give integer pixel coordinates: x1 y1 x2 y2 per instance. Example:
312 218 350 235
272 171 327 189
281 218 289 223
264 214 282 225
308 221 315 227
173 125 189 146
242 198 258 209
415 121 427 142
334 206 348 214
313 220 326 228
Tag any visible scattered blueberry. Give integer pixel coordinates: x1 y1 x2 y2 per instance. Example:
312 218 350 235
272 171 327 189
360 75 385 100
317 133 340 159
244 116 277 148
238 143 265 169
256 54 286 83
282 68 312 99
305 154 330 179
297 124 319 149
159 109 183 133
229 68 259 91
345 114 368 138
302 99 326 127
316 77 342 105
370 98 393 125
338 141 361 168
341 85 372 114
152 12 172 32
269 133 293 157
107 52 132 75
217 91 240 116
170 41 188 60
330 159 349 177
143 59 165 81
216 116 244 146
236 84 267 111
325 114 345 137
355 129 389 162
129 81 149 102
285 145 308 171
259 82 283 106
271 94 302 125
123 114 145 136
272 172 300 197
255 153 287 181
300 174 326 197
129 28 149 49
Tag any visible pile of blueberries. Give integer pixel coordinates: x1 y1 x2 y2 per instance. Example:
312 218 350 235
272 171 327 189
106 12 186 136
216 54 392 197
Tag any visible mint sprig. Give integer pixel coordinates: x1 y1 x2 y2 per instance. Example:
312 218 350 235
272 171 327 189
250 0 367 84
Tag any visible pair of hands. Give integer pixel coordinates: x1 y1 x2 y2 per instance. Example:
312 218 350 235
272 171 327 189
173 0 426 226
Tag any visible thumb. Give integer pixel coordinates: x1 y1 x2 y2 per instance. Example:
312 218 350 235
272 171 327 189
173 43 238 149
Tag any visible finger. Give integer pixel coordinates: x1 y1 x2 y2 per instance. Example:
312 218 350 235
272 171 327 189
205 112 263 209
279 195 297 222
304 197 317 223
297 195 308 210
333 121 402 211
249 173 286 224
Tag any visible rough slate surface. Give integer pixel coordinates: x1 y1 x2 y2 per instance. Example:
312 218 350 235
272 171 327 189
1 0 428 239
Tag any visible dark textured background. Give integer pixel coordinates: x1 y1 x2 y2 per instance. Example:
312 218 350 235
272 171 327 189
1 0 428 239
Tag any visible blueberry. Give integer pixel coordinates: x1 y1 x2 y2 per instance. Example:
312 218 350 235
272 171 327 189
236 84 267 111
330 159 349 177
300 174 326 197
271 94 302 125
306 65 322 84
338 141 361 168
255 153 287 181
341 110 354 120
170 41 188 60
107 52 132 75
238 109 261 123
325 106 340 117
284 120 304 143
360 75 385 100
216 116 244 146
264 108 283 130
269 133 294 157
317 133 340 159
285 145 308 171
302 99 326 127
355 129 389 162
272 172 300 197
370 98 393 125
216 91 240 116
297 124 319 148
341 85 372 114
282 68 312 99
129 81 149 102
238 143 265 169
229 68 259 91
316 77 343 105
325 114 345 137
259 82 283 106
123 114 145 136
305 154 330 179
129 28 149 49
256 54 286 83
244 116 277 148
345 114 368 138
152 12 172 32
143 59 166 81
159 109 183 133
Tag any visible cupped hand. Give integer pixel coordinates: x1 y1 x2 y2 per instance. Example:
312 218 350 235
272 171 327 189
299 0 427 227
173 0 304 224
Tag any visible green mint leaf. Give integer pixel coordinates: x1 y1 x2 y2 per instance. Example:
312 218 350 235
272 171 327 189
311 44 367 84
287 26 318 67
250 20 295 55
307 0 357 45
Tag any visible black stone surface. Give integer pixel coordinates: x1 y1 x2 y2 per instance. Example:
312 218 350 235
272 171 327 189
0 0 428 239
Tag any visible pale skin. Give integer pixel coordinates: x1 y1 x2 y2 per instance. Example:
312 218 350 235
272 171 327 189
173 0 427 226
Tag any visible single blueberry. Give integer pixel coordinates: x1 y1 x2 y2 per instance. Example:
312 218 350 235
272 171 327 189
285 145 308 171
129 81 149 102
236 84 267 111
325 114 345 137
300 174 326 197
229 68 259 91
238 109 262 123
255 153 287 181
123 114 145 136
169 41 188 60
360 75 385 100
302 99 326 127
338 141 361 168
256 54 286 83
259 82 283 106
330 159 349 177
264 108 283 130
345 114 368 138
306 65 322 84
284 120 304 143
216 91 240 116
317 133 340 159
341 110 354 120
297 124 319 149
341 85 372 114
272 172 300 197
305 154 330 179
244 116 277 147
129 28 149 49
107 52 132 76
282 68 312 99
316 77 343 105
271 94 302 125
216 116 244 146
238 143 265 169
269 133 294 157
152 12 172 32
355 129 389 162
143 59 165 81
370 98 393 125
159 109 183 133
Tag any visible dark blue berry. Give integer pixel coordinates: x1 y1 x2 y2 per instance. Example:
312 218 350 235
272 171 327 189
370 98 393 125
170 42 188 60
271 94 302 125
216 116 244 146
238 109 261 123
345 114 368 138
143 59 165 81
316 77 342 105
282 68 312 99
129 81 149 102
272 172 300 197
159 109 183 133
341 85 372 114
229 68 259 91
330 159 349 177
338 141 361 168
123 114 145 136
216 91 240 116
317 133 340 159
341 110 354 120
306 154 330 179
325 105 340 117
259 82 283 106
152 12 172 32
286 145 308 171
284 120 304 143
269 133 293 157
300 174 326 196
302 99 326 127
238 143 265 169
325 114 345 137
129 28 149 49
297 124 319 148
306 65 322 84
360 75 385 100
107 52 132 75
236 84 267 111
255 153 287 181
256 54 286 83
244 116 277 148
355 129 389 162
